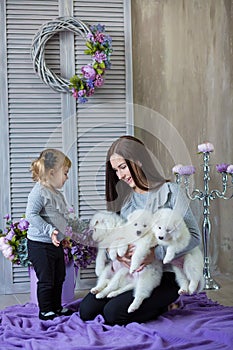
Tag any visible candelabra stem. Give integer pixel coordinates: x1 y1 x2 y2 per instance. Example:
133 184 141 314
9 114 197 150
202 153 220 290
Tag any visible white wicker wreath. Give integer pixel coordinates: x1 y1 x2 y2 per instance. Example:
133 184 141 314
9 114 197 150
31 17 91 93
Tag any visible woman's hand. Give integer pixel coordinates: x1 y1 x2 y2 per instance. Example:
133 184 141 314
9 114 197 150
135 248 155 272
51 230 60 247
117 244 135 269
117 245 156 271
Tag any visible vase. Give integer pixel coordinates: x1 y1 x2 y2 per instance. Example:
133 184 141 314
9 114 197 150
29 261 77 306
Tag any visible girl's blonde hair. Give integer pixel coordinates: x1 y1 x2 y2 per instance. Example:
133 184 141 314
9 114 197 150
30 149 72 185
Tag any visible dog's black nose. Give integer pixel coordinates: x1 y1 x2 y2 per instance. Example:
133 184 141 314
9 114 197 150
158 236 163 240
136 231 141 236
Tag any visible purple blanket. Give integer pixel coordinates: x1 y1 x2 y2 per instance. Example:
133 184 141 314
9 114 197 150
0 292 233 350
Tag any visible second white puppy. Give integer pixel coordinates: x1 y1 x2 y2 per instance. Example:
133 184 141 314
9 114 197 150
90 209 163 313
152 207 204 295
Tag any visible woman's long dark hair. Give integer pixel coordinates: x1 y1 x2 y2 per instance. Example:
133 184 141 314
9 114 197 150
106 135 168 212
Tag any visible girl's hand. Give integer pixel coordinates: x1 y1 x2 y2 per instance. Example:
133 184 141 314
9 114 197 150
51 230 60 247
62 238 71 249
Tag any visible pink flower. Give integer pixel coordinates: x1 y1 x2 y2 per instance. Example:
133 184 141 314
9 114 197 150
95 32 105 43
72 88 78 99
81 65 96 80
86 88 95 97
2 245 14 259
198 142 214 153
172 164 183 174
226 164 233 174
78 89 86 97
94 75 104 87
0 236 7 249
94 51 107 63
216 163 230 173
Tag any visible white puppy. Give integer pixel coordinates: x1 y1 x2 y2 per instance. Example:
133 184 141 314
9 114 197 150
90 211 125 277
152 207 204 295
90 209 162 313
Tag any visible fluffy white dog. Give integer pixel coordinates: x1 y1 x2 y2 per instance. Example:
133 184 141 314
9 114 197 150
152 207 204 295
90 209 162 313
90 210 125 277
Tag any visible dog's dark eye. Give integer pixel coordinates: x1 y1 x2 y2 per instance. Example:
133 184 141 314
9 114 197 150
158 226 161 230
143 224 147 228
134 223 138 226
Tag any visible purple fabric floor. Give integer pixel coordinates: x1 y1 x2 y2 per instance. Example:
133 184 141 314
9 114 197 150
0 292 233 350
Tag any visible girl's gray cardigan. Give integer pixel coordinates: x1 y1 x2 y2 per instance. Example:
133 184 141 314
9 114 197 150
26 182 69 243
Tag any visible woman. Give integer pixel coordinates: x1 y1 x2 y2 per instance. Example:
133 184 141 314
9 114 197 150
79 135 201 325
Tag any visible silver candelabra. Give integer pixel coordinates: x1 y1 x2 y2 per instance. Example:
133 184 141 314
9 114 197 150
174 146 233 290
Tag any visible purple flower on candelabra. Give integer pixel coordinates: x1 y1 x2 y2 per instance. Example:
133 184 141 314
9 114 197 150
216 163 230 173
172 164 183 174
198 142 214 153
172 164 196 176
226 164 233 174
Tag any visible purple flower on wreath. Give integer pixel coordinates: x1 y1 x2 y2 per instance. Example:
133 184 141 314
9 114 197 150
93 24 105 33
226 164 233 174
86 88 95 97
105 60 112 69
94 75 104 87
78 97 88 104
216 163 230 173
95 31 105 43
103 35 112 46
86 79 95 89
86 32 94 42
94 51 107 63
81 65 96 80
78 89 86 97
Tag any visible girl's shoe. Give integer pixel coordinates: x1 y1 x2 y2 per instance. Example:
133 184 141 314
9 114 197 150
39 311 57 320
56 307 73 316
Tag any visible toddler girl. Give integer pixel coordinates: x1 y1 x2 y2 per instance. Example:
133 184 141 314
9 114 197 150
26 148 73 320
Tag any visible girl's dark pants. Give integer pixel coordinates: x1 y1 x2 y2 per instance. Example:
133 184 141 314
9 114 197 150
27 239 65 313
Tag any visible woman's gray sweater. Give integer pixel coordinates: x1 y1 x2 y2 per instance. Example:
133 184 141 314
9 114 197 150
120 182 202 261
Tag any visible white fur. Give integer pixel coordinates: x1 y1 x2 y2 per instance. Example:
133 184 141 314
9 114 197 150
90 211 125 277
152 207 204 295
90 209 162 313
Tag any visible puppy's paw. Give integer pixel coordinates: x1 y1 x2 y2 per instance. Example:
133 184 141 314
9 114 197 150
163 256 172 264
178 288 188 295
107 291 119 298
127 305 136 313
96 292 105 299
90 288 99 294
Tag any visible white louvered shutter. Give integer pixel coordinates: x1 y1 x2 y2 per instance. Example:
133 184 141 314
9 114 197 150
0 0 133 294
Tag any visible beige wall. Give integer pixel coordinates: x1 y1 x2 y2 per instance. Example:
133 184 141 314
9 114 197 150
131 0 233 273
